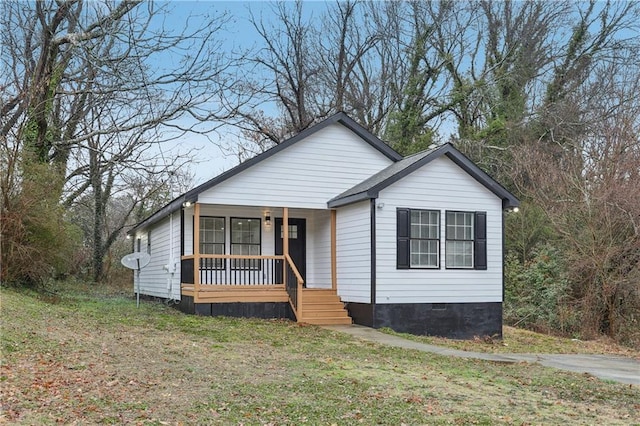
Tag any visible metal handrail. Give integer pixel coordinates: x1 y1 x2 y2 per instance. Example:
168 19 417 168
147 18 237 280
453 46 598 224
284 254 304 320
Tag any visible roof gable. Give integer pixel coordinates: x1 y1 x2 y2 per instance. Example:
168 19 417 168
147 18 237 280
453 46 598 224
187 112 400 201
129 112 402 233
328 143 519 209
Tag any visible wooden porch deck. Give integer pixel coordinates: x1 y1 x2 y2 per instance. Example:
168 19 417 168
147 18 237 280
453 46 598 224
181 206 349 324
181 284 289 303
181 284 351 325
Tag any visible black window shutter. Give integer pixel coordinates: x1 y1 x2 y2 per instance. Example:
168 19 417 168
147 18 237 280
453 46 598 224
397 209 410 269
474 211 487 270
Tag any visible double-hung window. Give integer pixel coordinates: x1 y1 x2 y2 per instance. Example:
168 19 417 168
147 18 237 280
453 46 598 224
444 211 487 270
397 209 440 269
398 208 487 270
410 210 440 267
445 212 474 268
200 217 225 269
231 217 261 269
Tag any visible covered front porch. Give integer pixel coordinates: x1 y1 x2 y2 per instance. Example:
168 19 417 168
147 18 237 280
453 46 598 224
179 204 350 325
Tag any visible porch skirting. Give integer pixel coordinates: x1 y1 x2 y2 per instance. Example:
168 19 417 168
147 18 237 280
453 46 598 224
346 302 502 340
178 295 295 320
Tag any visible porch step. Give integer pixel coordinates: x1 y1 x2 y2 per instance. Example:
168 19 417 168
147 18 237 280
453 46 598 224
302 317 353 325
299 288 352 325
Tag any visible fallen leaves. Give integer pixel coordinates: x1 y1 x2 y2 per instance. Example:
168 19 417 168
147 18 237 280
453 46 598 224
2 289 639 425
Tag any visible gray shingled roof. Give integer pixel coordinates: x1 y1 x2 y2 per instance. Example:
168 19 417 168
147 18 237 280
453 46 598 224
327 147 437 205
327 143 520 209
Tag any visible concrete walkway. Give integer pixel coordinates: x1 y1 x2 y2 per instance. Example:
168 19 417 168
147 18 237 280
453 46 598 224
324 324 640 386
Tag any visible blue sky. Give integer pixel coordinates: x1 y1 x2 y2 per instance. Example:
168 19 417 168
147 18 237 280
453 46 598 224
153 1 640 186
159 1 332 185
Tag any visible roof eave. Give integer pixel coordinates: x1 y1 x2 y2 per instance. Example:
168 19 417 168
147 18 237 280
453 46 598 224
327 190 376 208
336 114 402 161
442 150 520 209
127 193 197 235
130 112 401 233
328 143 520 210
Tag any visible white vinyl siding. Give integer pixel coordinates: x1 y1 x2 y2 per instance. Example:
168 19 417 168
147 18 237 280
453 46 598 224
197 124 393 209
336 201 371 303
134 211 181 300
306 210 332 289
376 156 503 304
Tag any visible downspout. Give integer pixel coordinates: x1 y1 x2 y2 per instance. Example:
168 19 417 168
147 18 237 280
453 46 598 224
370 199 377 325
168 211 174 299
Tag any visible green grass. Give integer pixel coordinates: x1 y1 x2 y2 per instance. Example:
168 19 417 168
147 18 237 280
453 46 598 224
380 325 640 357
1 286 639 425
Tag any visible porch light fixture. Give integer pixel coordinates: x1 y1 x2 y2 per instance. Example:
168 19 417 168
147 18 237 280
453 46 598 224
513 207 519 213
182 201 192 208
126 234 132 240
264 210 272 229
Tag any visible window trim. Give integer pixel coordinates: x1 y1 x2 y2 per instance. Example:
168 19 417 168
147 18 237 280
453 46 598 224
397 208 441 270
200 216 225 270
445 210 475 269
230 217 261 270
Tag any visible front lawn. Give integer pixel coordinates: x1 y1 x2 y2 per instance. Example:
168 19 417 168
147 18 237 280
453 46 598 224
1 287 638 425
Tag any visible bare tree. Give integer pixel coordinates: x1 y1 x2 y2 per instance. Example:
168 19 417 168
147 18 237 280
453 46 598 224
1 0 238 283
509 59 640 344
235 0 322 146
228 1 413 154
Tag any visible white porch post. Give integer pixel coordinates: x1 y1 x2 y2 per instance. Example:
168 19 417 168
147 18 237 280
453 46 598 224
331 209 337 291
283 207 289 255
282 207 288 288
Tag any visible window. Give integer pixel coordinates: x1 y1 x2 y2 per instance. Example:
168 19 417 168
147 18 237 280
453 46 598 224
397 209 440 269
410 210 440 267
398 209 487 271
147 231 151 254
280 224 298 239
231 217 261 269
445 211 474 268
200 217 225 269
445 211 487 270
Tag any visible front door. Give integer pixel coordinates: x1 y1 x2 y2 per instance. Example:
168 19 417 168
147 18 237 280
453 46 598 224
275 218 306 283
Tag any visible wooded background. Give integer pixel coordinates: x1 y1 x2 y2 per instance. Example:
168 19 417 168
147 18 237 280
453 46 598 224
1 0 638 346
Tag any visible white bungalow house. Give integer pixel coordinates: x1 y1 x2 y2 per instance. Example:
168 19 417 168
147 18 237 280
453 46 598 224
128 112 519 338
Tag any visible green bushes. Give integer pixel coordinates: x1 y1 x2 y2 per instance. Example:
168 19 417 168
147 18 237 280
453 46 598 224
0 162 82 287
505 245 578 335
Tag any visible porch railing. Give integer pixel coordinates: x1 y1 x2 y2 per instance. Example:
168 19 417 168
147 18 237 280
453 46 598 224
182 254 282 285
284 254 304 318
181 254 305 319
